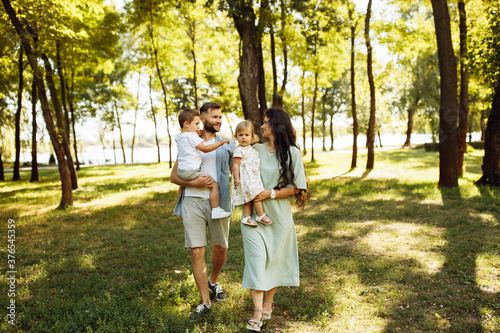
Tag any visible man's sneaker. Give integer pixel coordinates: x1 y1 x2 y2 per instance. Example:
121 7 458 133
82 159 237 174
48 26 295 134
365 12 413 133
208 281 227 301
189 303 211 321
211 207 231 219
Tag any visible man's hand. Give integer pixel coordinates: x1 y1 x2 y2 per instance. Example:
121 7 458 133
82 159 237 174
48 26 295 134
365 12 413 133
191 175 215 188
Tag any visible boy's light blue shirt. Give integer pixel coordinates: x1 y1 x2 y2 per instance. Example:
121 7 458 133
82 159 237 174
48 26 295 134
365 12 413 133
173 134 235 216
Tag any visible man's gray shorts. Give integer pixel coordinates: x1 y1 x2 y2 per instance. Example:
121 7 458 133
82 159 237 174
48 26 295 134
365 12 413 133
177 168 202 181
182 196 230 248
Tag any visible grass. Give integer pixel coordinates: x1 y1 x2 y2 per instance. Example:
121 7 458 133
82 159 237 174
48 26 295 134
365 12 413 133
1 147 499 332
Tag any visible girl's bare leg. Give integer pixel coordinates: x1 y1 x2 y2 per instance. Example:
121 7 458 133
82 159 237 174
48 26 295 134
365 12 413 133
243 202 253 217
253 200 265 216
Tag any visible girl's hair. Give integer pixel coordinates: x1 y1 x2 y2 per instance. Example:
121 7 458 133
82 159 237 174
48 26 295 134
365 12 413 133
178 108 199 128
265 108 310 209
234 120 259 144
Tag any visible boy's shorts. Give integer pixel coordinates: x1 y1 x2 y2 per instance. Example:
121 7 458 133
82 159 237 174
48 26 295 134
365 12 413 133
177 168 202 181
182 196 230 248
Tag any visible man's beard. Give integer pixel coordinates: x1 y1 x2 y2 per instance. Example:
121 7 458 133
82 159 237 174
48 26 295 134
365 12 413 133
204 122 219 133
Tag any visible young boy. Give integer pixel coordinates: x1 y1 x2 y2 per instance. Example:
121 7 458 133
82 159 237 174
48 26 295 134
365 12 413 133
175 108 231 219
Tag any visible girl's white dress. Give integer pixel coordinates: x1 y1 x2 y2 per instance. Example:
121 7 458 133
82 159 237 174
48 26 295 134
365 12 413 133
231 145 265 206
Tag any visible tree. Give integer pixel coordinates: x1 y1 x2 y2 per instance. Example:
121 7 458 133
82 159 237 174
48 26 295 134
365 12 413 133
2 0 73 207
348 3 359 168
13 45 24 181
431 0 459 188
365 0 376 170
457 0 469 177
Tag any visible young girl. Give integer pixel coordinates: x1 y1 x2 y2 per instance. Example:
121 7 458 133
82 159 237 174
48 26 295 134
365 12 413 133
231 120 272 227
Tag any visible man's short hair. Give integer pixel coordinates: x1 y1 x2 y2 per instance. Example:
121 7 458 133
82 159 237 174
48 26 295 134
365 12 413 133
200 102 221 115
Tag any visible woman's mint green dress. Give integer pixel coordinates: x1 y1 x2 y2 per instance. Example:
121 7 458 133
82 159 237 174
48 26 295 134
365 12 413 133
241 143 307 290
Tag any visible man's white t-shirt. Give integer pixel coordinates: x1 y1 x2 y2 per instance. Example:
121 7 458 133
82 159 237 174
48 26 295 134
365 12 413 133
175 132 204 171
185 138 217 199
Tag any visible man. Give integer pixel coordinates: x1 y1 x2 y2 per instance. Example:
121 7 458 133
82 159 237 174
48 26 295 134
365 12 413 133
171 102 235 320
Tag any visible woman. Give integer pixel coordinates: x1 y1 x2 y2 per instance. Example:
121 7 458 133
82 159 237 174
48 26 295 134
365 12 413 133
241 108 309 331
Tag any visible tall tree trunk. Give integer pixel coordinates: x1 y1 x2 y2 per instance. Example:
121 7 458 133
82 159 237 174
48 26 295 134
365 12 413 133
457 0 469 177
277 0 288 109
227 0 265 133
330 114 334 151
480 110 486 141
186 19 199 110
148 4 171 167
41 54 78 190
301 72 307 155
0 149 4 181
403 95 420 148
365 0 376 170
311 71 318 163
56 41 70 146
30 79 38 182
350 8 358 169
257 0 269 117
431 0 459 188
149 75 161 163
321 97 326 152
270 23 278 107
67 71 80 170
2 0 73 207
13 45 23 181
113 100 126 163
476 77 500 186
131 73 141 163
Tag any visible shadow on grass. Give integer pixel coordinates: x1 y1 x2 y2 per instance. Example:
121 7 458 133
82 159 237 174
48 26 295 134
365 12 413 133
2 164 500 332
266 179 500 332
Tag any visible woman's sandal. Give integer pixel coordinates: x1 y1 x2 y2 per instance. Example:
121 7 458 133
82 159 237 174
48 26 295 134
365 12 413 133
246 309 263 331
241 216 258 227
256 213 272 225
262 300 275 321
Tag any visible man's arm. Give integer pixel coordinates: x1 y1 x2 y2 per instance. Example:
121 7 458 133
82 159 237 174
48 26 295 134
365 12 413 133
170 161 215 188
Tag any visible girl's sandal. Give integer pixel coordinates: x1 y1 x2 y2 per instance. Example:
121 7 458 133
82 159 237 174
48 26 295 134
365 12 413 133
262 300 275 321
242 216 258 227
246 309 263 331
256 213 273 225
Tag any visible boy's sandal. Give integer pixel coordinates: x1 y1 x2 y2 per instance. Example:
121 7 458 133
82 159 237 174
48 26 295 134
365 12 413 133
262 300 275 320
242 216 258 227
256 213 273 225
246 309 263 331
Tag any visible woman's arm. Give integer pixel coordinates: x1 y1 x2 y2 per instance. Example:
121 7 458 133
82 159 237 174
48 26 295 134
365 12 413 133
253 187 299 201
170 162 215 188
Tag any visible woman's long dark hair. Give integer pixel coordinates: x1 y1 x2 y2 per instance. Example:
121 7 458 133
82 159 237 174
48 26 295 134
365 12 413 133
265 108 310 209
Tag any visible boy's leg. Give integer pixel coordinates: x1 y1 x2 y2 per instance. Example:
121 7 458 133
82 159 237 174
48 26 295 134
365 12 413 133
209 182 220 208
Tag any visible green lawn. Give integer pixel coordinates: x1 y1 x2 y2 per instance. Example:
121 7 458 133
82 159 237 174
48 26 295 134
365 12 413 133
1 147 499 332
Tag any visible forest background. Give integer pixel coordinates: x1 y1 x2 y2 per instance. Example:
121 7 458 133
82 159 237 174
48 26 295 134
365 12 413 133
0 0 499 204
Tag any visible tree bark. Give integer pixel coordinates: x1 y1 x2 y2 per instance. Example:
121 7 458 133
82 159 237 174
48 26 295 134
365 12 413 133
227 0 265 133
350 9 358 169
148 4 171 167
457 0 469 177
56 41 70 145
67 71 80 170
403 95 419 148
0 149 4 181
365 0 376 170
270 23 278 107
41 54 78 190
13 45 23 181
30 79 38 182
113 100 126 163
311 71 318 163
431 0 459 188
301 72 307 155
149 75 161 163
476 77 500 186
2 0 73 207
330 114 334 151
